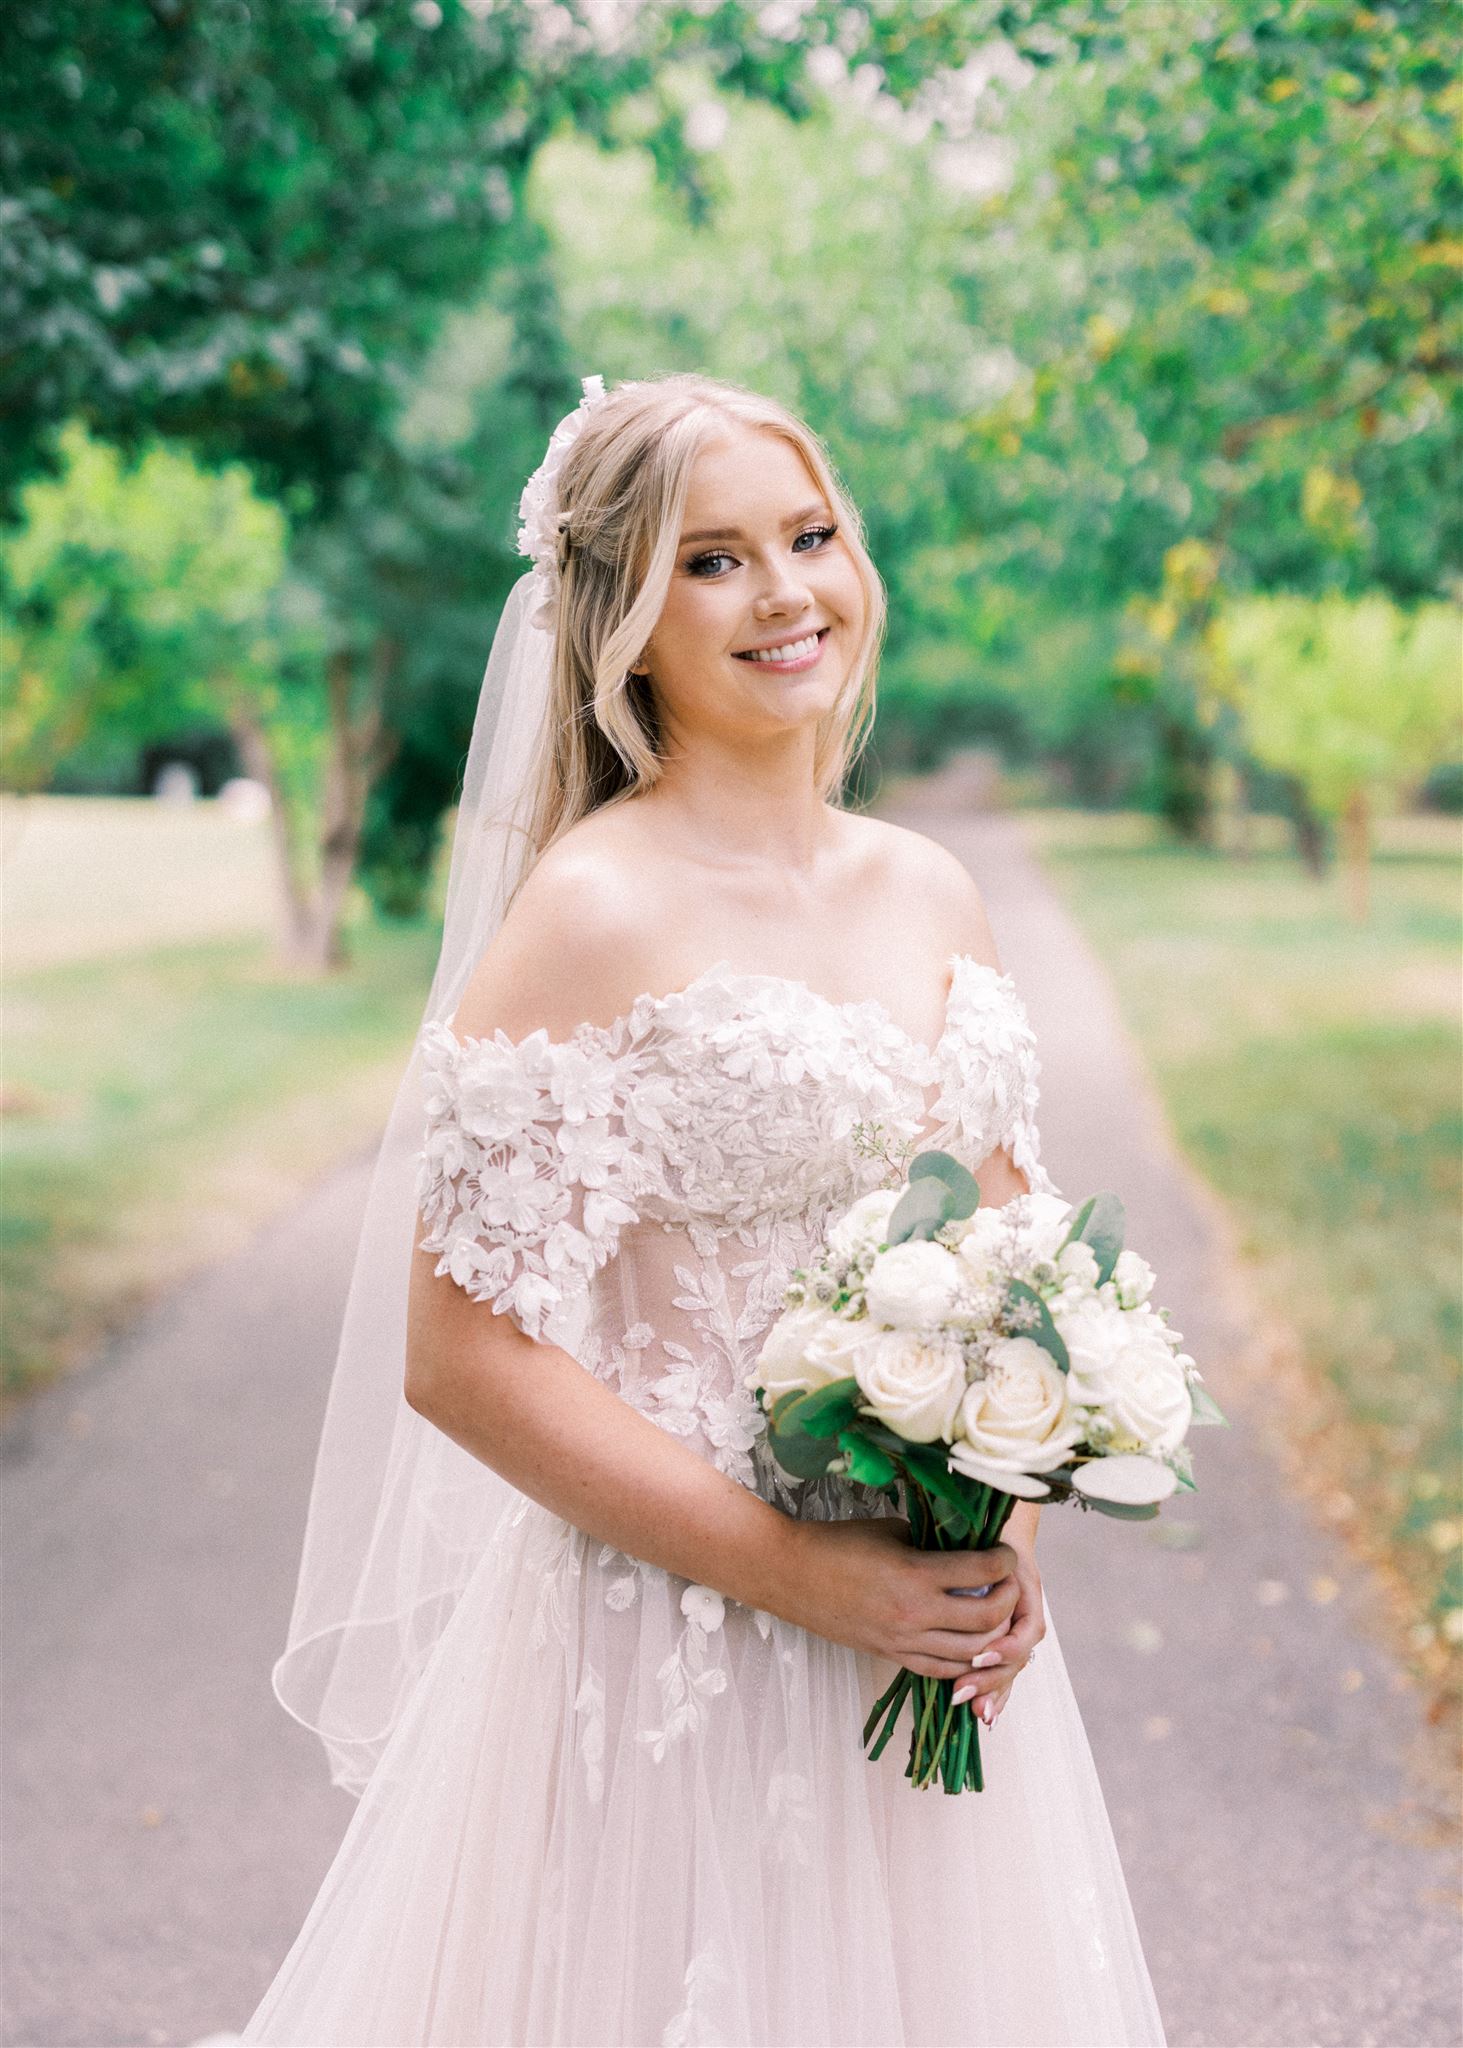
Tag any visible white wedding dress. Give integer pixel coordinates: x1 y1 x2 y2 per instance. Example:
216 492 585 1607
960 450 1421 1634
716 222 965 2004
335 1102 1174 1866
239 953 1167 2047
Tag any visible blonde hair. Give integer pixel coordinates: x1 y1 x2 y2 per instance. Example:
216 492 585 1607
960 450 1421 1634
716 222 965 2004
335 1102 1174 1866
512 372 887 894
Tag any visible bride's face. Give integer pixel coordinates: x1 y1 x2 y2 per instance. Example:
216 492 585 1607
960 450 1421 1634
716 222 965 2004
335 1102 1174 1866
635 425 866 749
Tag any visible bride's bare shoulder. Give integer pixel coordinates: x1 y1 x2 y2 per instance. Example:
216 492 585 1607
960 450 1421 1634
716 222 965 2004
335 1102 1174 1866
449 801 677 1044
835 808 1001 961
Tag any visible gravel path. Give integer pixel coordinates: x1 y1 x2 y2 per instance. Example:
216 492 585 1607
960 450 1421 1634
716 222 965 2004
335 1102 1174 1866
3 806 1457 2048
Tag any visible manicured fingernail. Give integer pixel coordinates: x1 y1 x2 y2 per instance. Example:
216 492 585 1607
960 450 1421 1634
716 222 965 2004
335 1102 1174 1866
981 1697 998 1725
952 1678 978 1705
970 1649 1003 1669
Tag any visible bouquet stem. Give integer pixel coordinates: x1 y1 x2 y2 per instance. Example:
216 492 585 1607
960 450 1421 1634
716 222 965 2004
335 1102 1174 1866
861 1479 1018 1794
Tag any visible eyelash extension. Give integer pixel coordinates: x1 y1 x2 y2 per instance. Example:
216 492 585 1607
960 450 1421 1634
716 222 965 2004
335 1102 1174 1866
685 523 838 577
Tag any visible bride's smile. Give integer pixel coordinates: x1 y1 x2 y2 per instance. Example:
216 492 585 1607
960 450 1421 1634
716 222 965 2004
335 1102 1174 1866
632 423 867 741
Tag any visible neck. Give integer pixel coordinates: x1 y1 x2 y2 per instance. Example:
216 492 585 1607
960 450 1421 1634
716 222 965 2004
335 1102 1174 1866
640 730 835 871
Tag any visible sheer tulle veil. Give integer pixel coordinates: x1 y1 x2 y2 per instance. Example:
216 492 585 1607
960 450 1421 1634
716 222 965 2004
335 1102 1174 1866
270 375 612 1795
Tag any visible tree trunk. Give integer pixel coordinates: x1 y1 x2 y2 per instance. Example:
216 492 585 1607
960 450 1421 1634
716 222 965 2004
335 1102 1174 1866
1340 783 1371 924
1283 774 1330 878
231 634 398 974
231 714 318 966
301 637 398 972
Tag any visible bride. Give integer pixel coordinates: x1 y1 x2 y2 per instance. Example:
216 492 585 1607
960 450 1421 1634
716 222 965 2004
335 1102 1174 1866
237 370 1167 2046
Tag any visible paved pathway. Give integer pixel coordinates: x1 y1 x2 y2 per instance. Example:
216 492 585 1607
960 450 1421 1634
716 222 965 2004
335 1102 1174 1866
3 808 1458 2048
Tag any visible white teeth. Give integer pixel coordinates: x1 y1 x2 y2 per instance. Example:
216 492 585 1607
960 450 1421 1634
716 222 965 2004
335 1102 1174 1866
738 633 821 663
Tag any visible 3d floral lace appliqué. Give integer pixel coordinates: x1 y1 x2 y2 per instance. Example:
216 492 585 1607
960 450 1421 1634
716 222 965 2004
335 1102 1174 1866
415 953 1060 1764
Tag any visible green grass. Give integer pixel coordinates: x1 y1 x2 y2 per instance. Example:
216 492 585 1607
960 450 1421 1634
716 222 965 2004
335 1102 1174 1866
1024 810 1462 1657
2 911 442 1398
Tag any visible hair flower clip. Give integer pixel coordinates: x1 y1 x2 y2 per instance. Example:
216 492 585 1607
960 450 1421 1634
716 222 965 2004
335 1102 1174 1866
517 372 610 632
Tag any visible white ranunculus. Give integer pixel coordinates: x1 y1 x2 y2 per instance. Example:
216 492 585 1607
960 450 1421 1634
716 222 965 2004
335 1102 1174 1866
1111 1247 1157 1307
680 1582 726 1631
951 1336 1085 1480
826 1186 903 1261
853 1329 967 1444
751 1305 850 1402
863 1240 963 1329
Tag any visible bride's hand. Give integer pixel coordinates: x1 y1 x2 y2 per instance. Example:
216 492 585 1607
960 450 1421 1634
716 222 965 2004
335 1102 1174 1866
775 1516 1022 1678
950 1541 1046 1727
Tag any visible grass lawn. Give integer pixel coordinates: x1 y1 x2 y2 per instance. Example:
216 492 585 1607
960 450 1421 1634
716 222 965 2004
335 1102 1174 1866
2 911 441 1404
3 793 279 971
1021 807 1462 1720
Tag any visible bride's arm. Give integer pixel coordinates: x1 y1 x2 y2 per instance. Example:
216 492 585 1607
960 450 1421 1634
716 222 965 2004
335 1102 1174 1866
406 1250 1021 1681
404 848 1023 1682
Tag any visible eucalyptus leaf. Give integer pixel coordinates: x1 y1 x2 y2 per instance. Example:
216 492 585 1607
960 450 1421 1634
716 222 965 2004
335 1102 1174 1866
1083 1497 1162 1522
1005 1282 1071 1373
908 1149 980 1219
1056 1193 1095 1256
1070 1191 1125 1284
789 1376 862 1439
885 1176 952 1245
766 1417 841 1481
1188 1381 1230 1427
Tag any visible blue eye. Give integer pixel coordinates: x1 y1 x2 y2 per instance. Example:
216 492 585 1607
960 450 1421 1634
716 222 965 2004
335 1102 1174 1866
685 523 838 578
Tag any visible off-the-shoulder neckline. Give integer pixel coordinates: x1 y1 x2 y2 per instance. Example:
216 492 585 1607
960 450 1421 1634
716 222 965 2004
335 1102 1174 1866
440 950 1014 1062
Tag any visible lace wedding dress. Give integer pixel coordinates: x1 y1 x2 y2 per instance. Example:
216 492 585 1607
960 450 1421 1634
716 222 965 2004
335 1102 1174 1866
238 953 1167 2047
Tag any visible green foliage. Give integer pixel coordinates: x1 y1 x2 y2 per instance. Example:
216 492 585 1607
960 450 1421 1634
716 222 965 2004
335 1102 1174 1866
1209 592 1463 819
0 422 298 789
886 1149 981 1243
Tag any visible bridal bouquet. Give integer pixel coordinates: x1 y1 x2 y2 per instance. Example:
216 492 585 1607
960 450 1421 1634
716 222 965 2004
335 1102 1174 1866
746 1152 1226 1794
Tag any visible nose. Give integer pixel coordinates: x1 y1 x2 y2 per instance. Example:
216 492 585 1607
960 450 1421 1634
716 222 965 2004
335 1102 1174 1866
753 557 815 621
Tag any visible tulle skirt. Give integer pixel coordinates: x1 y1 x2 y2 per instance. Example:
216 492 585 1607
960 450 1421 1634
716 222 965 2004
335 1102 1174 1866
240 1497 1166 2047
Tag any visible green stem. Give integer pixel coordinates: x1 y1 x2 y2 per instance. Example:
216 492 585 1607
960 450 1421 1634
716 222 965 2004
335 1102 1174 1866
865 1668 914 1761
951 1706 973 1793
912 1675 940 1779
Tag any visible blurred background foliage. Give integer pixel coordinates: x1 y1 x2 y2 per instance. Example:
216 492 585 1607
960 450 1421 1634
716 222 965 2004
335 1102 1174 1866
3 0 1459 959
1 0 1460 1712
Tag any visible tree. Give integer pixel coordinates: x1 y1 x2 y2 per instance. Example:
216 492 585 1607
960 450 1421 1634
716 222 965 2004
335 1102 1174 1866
0 422 394 968
1207 591 1461 919
5 0 1062 955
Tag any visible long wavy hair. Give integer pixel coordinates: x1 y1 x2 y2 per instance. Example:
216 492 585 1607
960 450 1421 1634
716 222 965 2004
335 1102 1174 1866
510 372 887 898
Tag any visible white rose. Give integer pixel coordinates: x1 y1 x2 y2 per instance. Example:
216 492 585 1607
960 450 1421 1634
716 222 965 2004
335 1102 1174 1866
1012 1191 1078 1264
752 1304 852 1403
863 1240 963 1329
827 1187 903 1261
801 1312 869 1384
853 1329 967 1444
1050 1294 1131 1404
954 1206 1011 1285
1054 1240 1101 1289
1095 1332 1193 1456
950 1336 1084 1482
1112 1247 1157 1307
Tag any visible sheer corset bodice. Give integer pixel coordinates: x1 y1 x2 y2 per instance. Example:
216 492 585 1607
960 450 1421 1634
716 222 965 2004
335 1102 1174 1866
415 952 1059 1497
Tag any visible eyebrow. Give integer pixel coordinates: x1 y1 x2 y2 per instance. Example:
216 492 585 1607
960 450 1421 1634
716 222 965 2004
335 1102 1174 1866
679 502 834 546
